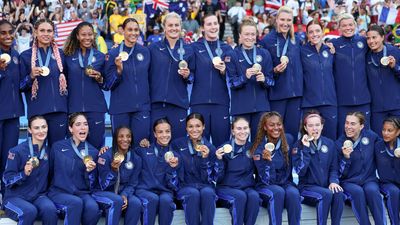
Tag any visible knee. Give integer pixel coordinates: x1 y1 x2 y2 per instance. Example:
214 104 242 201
23 206 38 220
159 195 174 208
67 196 84 212
84 200 99 213
128 196 142 210
247 191 260 205
200 187 216 201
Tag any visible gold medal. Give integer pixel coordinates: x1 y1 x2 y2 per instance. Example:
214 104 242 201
164 151 174 162
0 53 11 64
193 140 203 152
394 148 400 158
113 152 125 163
83 155 93 165
380 56 390 66
41 66 50 76
222 144 233 154
264 142 275 152
305 134 314 142
343 140 353 148
212 57 222 66
118 51 129 61
280 56 289 64
30 157 40 168
253 63 262 73
179 60 188 69
85 65 94 75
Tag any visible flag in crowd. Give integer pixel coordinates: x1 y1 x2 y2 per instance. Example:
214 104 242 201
265 0 285 12
144 0 188 20
379 6 400 25
54 20 83 48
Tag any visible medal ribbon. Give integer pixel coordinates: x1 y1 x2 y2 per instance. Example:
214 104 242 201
28 137 46 159
78 48 94 69
203 39 222 61
229 139 245 159
37 48 52 67
276 37 289 58
119 42 135 59
310 138 322 154
371 45 387 67
70 138 88 160
166 39 184 62
241 46 256 65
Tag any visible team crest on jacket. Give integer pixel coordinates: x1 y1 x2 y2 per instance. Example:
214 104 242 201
357 41 364 49
256 55 262 62
321 145 328 153
13 56 18 64
43 153 48 160
361 137 369 145
246 150 251 158
137 53 144 61
177 48 185 55
92 57 96 63
292 147 298 154
322 51 329 58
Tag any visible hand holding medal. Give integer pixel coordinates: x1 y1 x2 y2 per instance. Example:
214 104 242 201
342 140 353 159
0 53 10 70
212 57 226 73
24 160 34 176
165 151 179 168
178 60 190 79
301 134 314 147
111 152 124 171
83 154 96 172
215 144 233 160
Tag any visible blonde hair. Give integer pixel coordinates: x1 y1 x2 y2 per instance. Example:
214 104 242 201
239 18 258 34
337 13 356 27
276 6 295 42
162 12 182 28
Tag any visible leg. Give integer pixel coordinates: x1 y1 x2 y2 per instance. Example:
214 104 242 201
209 104 230 147
85 112 105 149
330 191 345 225
217 187 247 225
314 106 338 140
257 185 285 225
363 181 387 225
284 98 302 139
200 186 216 225
33 195 58 225
43 112 68 147
151 103 187 140
301 185 333 225
0 118 19 194
80 193 101 225
381 183 400 225
131 111 151 147
136 189 159 225
158 192 175 225
92 191 123 225
190 105 211 144
177 187 200 225
111 113 130 134
284 185 301 225
250 112 265 142
48 192 83 225
341 182 371 225
124 195 142 225
244 188 260 225
4 197 38 225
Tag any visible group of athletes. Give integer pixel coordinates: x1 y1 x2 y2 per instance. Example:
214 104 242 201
1 3 400 225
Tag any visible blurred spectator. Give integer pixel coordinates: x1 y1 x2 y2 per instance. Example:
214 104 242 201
252 0 265 15
256 13 268 36
357 8 370 32
49 5 63 22
109 7 122 35
113 24 124 44
351 1 359 20
183 10 200 34
259 25 271 40
147 25 163 45
63 0 76 21
95 28 108 54
286 0 300 24
225 35 237 49
46 0 61 13
88 10 106 34
296 23 306 43
78 0 91 20
228 0 246 43
201 0 220 19
15 22 33 53
219 0 228 39
34 0 48 20
244 2 252 16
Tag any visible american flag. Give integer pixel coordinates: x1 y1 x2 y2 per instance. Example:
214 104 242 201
54 20 83 48
265 0 284 12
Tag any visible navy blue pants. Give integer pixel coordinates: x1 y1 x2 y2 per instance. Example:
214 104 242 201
342 181 386 225
151 103 187 141
0 117 19 194
83 112 105 149
380 182 400 225
92 191 141 225
337 104 370 136
233 111 265 142
191 104 230 147
302 105 338 140
136 189 175 225
270 97 302 139
258 184 302 225
49 192 100 225
42 112 68 147
4 196 58 225
177 186 216 225
301 185 345 225
371 109 400 137
217 187 260 225
111 110 150 147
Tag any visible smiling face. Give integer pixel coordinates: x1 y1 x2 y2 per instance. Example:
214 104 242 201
366 30 384 52
186 118 205 141
154 122 172 146
123 21 140 45
264 115 283 140
232 119 250 143
304 116 323 140
117 127 132 152
240 25 257 49
77 25 94 49
203 15 219 41
382 122 400 143
307 24 323 45
69 115 89 143
35 22 54 47
344 115 364 140
339 18 356 38
28 118 48 143
164 16 181 40
0 23 14 50
276 11 293 35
